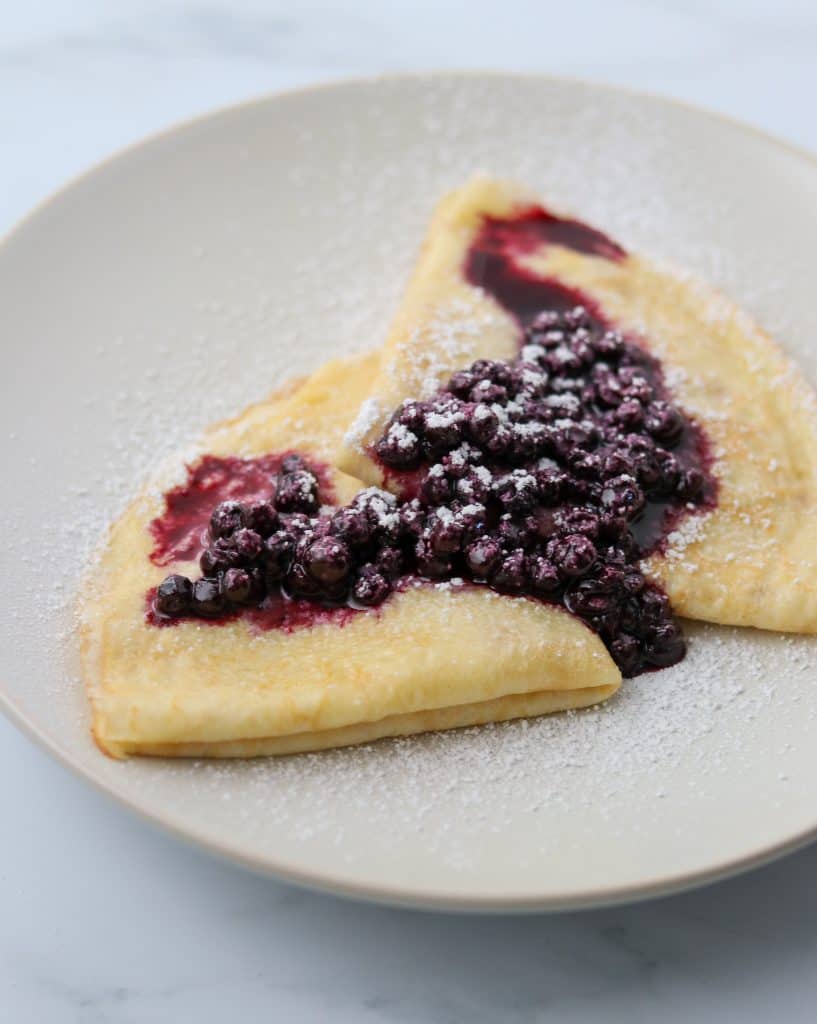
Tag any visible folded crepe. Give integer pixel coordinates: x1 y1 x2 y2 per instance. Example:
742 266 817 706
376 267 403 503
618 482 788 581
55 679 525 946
83 350 620 759
337 177 817 634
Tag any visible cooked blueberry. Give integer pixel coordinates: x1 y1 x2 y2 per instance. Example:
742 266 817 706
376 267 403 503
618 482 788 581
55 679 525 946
415 537 453 578
420 465 452 505
200 538 239 576
494 470 539 513
423 405 464 451
527 556 560 593
155 574 192 616
191 577 225 617
353 566 392 606
547 533 597 578
447 370 478 397
304 537 351 585
610 633 641 676
600 475 645 519
245 500 279 537
399 499 426 539
645 622 686 667
264 530 295 581
232 527 264 563
465 403 500 446
644 401 683 443
285 561 324 600
677 467 705 500
424 511 464 554
376 546 404 579
465 537 502 578
221 567 252 604
330 507 371 547
490 549 527 592
275 469 319 514
280 453 307 474
209 500 246 539
376 421 423 468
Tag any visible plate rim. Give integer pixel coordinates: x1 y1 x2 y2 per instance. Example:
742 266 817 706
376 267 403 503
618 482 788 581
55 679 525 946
4 70 817 912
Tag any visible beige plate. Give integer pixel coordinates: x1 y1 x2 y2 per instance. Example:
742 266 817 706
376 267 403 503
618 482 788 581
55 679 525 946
3 73 817 911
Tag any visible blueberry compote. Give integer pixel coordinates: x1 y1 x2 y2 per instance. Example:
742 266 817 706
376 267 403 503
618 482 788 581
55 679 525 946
150 210 716 676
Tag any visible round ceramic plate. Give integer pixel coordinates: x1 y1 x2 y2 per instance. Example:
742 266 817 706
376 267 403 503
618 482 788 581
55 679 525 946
3 73 817 911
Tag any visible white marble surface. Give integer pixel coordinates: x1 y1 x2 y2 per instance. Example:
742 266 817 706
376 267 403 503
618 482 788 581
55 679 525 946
3 1 817 1020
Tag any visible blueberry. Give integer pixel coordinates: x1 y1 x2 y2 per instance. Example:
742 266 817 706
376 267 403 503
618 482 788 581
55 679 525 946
447 370 478 397
330 507 371 547
221 567 252 604
645 622 686 667
415 537 453 578
264 530 295 581
491 549 527 592
304 537 351 586
155 574 192 616
420 466 452 505
209 500 246 539
465 537 502 578
376 421 423 468
424 512 464 555
245 500 279 537
547 533 597 578
280 453 307 474
200 538 239 576
600 475 645 519
376 546 404 580
275 469 319 514
527 556 560 593
191 577 225 617
353 566 392 606
609 633 641 676
232 527 264 563
493 470 539 513
645 401 683 443
677 467 705 500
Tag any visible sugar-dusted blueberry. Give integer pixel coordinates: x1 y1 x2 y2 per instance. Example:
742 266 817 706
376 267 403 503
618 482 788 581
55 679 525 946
493 469 539 513
200 538 239 576
155 574 192 616
232 527 264 563
464 536 501 578
304 537 351 586
447 370 478 397
376 546 404 580
330 507 371 547
191 577 225 617
209 500 246 539
527 555 560 593
275 469 319 514
547 533 597 578
264 530 296 581
420 464 452 505
280 453 306 474
424 509 464 555
414 537 453 578
244 500 279 537
221 567 252 604
644 401 683 443
600 474 645 519
490 549 527 592
376 421 423 468
353 566 392 606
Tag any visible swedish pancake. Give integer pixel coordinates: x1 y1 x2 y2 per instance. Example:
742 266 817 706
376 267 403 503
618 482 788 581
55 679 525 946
338 177 817 634
82 349 620 759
